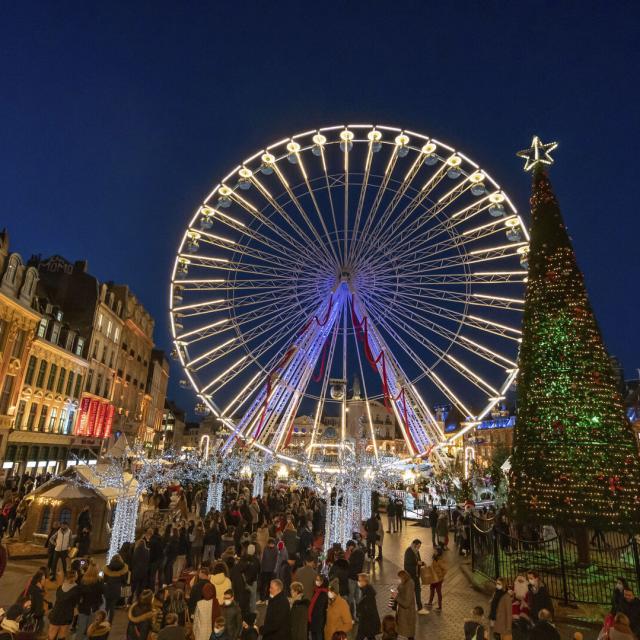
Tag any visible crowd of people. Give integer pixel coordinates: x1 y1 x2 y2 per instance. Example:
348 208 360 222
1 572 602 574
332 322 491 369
3 479 640 640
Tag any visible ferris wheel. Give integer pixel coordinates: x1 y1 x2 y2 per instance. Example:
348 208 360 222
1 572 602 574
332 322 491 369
170 124 528 465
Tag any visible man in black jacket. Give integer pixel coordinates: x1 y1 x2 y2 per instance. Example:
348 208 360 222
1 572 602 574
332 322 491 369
188 567 210 615
403 539 426 614
526 571 554 622
131 536 150 598
260 579 291 640
346 541 364 618
428 506 438 547
620 588 640 638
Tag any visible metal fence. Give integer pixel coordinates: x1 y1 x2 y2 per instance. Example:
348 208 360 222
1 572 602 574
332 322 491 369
470 518 640 605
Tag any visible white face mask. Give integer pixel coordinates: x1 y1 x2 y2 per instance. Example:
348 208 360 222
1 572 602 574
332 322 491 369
214 629 224 635
223 600 232 606
315 581 323 587
328 593 336 601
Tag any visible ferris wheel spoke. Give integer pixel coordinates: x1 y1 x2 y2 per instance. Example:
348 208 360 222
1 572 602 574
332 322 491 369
317 144 343 264
351 148 400 262
213 185 330 265
374 287 522 342
187 308 307 371
391 215 521 271
350 309 378 460
347 140 375 265
193 227 316 272
368 270 527 288
362 290 516 373
250 172 335 266
363 295 497 408
292 152 341 266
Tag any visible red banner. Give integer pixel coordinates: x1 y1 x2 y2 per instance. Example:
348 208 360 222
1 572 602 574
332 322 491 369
94 402 107 438
76 397 92 435
103 404 115 439
87 399 99 436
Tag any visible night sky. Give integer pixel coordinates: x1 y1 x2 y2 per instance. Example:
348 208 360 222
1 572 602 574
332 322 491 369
3 2 640 415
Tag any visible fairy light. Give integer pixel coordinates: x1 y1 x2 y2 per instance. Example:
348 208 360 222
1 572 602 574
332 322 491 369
510 142 640 530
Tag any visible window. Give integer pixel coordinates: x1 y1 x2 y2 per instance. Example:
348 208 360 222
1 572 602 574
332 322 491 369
56 368 66 394
37 319 48 338
35 361 47 387
58 408 67 433
25 356 37 385
96 374 103 396
109 351 114 368
11 330 26 359
113 327 120 344
46 364 57 391
50 323 61 345
92 341 99 360
73 375 82 398
38 507 52 534
65 409 76 434
75 337 84 357
0 375 15 414
65 371 75 396
48 407 57 432
106 320 112 339
58 508 71 525
86 369 93 392
104 378 111 399
26 403 38 430
37 405 48 431
4 257 18 285
97 313 103 331
14 400 26 429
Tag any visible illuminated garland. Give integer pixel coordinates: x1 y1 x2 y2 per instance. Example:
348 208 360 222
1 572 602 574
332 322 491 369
509 163 640 529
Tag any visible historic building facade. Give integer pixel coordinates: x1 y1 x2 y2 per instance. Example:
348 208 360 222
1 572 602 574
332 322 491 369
0 231 41 469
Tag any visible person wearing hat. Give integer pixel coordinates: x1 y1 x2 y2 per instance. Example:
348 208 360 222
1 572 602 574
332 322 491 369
193 582 221 640
324 581 353 640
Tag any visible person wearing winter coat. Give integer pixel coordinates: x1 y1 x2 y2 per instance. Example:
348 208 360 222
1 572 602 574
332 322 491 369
102 554 129 623
221 589 243 640
131 537 150 599
527 571 554 622
126 589 159 640
355 574 380 640
402 540 425 613
189 567 211 616
260 579 291 640
488 578 512 639
259 539 279 601
76 562 104 640
309 575 329 640
464 606 486 640
395 571 416 640
26 570 47 633
289 582 309 640
424 552 447 609
435 512 449 549
328 553 350 598
324 584 353 640
609 612 636 640
295 555 317 602
193 583 220 640
528 609 561 640
48 571 81 640
86 610 111 640
211 562 233 605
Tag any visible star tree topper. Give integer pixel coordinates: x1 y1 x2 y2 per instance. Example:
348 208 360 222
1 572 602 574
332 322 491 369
517 135 558 172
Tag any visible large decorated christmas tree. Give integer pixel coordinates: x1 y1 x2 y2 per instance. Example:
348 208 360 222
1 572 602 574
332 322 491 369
509 137 640 530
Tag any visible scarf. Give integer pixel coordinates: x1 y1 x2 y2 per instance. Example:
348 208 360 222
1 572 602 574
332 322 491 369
489 589 504 621
308 587 327 623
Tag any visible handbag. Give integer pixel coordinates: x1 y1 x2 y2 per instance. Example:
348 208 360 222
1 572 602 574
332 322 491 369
419 565 434 584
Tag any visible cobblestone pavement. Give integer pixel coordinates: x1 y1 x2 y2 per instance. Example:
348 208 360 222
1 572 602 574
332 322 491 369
1 522 599 639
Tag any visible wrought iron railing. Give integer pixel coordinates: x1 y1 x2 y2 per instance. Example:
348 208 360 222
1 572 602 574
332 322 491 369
470 519 640 605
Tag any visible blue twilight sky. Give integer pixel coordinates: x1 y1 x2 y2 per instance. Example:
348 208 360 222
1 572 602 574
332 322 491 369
2 1 640 414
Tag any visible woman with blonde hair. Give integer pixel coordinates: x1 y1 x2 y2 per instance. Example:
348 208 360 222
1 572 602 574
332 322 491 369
76 561 104 640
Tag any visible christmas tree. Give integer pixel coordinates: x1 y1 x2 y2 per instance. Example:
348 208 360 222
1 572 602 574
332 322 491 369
509 137 640 530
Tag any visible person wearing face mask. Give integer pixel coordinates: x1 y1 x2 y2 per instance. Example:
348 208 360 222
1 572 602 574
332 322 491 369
324 583 353 640
488 578 511 639
526 571 553 622
289 582 309 640
355 574 380 640
612 577 630 614
308 575 328 640
211 616 229 640
221 590 242 640
260 579 291 640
